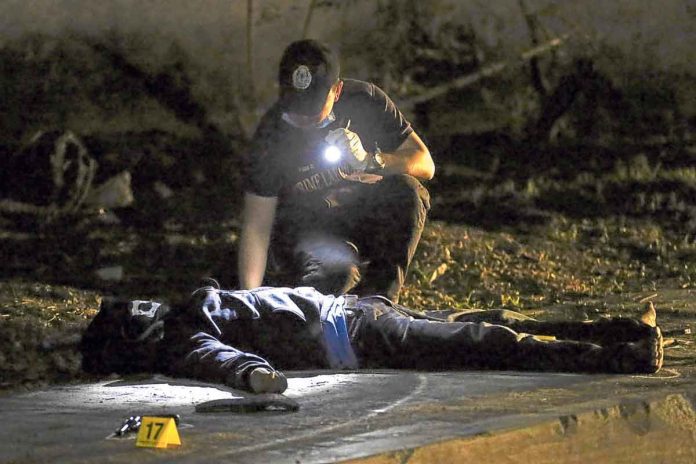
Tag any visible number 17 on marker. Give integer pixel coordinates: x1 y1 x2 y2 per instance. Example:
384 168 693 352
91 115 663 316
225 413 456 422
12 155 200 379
136 416 181 448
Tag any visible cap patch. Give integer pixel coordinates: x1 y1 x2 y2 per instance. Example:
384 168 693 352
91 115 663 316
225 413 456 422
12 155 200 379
292 65 312 90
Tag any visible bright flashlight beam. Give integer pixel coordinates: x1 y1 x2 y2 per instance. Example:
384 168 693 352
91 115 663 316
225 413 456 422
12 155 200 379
324 145 342 163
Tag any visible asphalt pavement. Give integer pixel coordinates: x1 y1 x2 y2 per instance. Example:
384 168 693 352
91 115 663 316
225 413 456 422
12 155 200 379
1 365 695 463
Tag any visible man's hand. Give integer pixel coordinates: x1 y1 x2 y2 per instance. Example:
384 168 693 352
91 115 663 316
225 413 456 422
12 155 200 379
325 127 368 171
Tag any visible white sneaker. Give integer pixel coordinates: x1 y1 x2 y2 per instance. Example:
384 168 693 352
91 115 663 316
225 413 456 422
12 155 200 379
248 368 288 394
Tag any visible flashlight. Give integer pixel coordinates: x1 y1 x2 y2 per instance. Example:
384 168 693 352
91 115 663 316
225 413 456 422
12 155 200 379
324 145 342 163
323 119 351 164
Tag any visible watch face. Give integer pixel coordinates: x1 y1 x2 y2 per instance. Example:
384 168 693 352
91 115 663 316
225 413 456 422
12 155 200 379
374 152 385 168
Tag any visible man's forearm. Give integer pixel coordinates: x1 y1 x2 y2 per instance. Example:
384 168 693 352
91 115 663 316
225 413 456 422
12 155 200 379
237 193 278 289
380 132 435 180
238 229 270 289
182 332 274 390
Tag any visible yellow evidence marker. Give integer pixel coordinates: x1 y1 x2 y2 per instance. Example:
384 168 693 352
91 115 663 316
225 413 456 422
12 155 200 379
135 416 181 448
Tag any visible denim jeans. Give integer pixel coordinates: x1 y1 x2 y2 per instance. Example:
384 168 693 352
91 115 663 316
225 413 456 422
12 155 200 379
347 298 653 373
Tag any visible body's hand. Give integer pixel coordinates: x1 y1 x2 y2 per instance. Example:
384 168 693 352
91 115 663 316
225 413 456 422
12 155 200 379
325 127 368 171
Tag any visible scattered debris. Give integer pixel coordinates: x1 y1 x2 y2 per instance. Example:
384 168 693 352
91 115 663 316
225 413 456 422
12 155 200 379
1 130 96 218
95 266 124 282
84 171 134 210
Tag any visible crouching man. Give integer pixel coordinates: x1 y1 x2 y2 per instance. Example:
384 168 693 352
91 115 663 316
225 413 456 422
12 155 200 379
81 286 664 394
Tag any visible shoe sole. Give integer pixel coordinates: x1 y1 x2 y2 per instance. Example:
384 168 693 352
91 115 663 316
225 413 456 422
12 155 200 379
249 368 288 394
624 326 664 374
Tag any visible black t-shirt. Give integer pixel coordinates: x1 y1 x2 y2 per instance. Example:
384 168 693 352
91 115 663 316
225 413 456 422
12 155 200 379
243 79 412 210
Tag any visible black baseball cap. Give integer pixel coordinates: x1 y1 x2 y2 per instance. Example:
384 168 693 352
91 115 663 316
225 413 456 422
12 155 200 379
278 39 340 116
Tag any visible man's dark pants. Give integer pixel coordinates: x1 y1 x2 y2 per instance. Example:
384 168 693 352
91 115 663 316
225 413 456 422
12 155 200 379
349 298 655 373
270 174 430 302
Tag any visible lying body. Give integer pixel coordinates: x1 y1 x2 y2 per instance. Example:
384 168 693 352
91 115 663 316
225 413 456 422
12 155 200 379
81 286 664 394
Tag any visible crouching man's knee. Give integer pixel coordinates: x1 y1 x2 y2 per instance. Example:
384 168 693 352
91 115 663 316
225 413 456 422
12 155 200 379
294 234 361 295
381 174 430 212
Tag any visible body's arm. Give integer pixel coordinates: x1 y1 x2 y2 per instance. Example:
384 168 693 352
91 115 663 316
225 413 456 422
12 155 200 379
181 332 274 389
379 131 434 180
238 192 278 289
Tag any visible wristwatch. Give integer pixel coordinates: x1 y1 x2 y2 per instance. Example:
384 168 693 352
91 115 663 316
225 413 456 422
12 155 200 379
365 147 386 173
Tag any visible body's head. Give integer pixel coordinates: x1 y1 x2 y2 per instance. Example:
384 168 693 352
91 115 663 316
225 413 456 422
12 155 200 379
81 298 170 375
278 39 343 128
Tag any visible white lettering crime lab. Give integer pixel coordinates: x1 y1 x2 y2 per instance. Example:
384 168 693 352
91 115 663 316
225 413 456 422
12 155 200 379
293 165 349 194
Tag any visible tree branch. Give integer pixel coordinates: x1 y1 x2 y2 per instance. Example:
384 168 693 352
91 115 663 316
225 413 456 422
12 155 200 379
400 34 570 111
518 0 548 97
